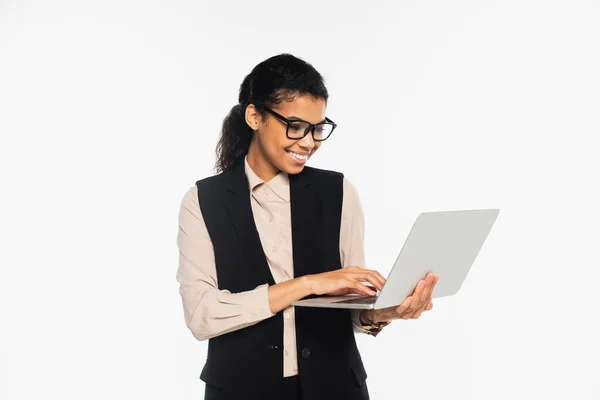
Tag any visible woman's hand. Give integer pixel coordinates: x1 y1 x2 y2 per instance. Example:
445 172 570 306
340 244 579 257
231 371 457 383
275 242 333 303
362 273 438 324
306 266 386 297
267 267 384 314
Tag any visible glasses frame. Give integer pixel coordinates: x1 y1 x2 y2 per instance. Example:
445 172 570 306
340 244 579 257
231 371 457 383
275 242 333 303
256 105 337 142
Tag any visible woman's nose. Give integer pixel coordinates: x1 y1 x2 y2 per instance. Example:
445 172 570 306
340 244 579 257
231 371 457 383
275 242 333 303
297 129 315 149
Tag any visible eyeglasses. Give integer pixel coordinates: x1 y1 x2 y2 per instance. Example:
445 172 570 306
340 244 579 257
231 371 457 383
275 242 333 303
257 105 337 141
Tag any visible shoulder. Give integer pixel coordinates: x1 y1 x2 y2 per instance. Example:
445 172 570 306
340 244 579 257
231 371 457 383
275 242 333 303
341 174 363 213
342 176 360 201
178 184 202 222
339 175 364 223
195 169 229 190
194 168 236 203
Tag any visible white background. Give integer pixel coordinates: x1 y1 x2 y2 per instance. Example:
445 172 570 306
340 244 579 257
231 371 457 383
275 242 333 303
1 1 599 399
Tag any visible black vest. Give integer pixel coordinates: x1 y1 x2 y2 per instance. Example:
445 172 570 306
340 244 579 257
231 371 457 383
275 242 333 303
195 161 369 400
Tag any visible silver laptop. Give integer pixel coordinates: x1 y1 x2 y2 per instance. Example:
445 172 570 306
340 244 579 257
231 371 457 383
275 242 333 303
291 209 499 310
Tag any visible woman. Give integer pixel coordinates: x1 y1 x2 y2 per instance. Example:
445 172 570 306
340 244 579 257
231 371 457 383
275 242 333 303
176 53 438 400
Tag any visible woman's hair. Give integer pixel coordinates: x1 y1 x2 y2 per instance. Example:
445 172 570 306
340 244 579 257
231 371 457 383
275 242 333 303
214 53 329 173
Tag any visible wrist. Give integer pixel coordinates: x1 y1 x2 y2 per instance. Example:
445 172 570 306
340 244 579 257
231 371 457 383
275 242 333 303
359 309 374 325
359 309 391 336
299 275 315 296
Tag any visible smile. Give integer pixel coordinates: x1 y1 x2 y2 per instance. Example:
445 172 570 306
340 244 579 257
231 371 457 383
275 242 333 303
287 151 309 161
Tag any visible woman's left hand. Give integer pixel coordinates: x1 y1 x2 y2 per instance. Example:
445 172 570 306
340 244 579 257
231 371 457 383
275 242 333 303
363 272 438 323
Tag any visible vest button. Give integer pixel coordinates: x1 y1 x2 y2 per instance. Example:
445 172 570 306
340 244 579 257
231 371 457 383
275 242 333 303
301 348 311 359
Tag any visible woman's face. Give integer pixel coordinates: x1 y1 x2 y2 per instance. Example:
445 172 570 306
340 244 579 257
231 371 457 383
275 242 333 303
246 95 326 178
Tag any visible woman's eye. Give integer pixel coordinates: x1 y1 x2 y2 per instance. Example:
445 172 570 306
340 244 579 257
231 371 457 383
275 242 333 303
289 124 303 132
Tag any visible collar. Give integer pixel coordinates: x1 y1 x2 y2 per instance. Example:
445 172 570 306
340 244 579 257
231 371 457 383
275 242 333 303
244 156 290 202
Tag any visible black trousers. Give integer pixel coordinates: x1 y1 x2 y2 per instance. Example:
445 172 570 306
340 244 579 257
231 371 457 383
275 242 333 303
204 375 301 400
283 375 301 400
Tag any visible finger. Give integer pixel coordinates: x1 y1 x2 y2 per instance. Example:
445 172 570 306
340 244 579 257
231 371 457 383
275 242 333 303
339 285 366 297
397 307 415 319
349 271 385 292
370 270 387 289
362 270 387 291
346 267 386 291
419 275 438 310
415 274 436 308
410 299 429 319
348 287 375 296
412 291 437 318
420 274 437 307
426 273 438 288
362 272 385 292
407 280 426 312
394 280 424 318
351 281 377 296
405 298 426 318
394 296 414 317
401 312 412 320
409 278 425 297
397 281 435 319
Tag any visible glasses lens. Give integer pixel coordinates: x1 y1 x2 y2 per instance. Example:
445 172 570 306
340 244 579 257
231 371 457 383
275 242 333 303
313 123 334 141
287 122 334 140
287 121 311 139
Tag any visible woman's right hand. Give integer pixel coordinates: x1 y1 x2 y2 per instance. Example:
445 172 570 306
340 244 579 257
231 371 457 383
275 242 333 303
306 266 386 297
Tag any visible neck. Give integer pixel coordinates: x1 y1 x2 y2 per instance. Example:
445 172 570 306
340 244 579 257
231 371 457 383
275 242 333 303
246 139 279 182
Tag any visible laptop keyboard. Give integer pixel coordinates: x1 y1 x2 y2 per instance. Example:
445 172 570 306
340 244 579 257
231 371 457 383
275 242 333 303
334 296 378 305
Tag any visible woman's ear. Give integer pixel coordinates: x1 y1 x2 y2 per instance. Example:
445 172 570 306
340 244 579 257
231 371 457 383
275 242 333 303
245 104 261 131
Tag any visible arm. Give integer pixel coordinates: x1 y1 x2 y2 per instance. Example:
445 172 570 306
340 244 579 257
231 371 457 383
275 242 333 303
176 185 381 341
176 185 275 341
266 277 313 314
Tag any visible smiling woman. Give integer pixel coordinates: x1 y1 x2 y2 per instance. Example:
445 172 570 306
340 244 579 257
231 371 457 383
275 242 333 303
176 53 436 400
214 54 336 179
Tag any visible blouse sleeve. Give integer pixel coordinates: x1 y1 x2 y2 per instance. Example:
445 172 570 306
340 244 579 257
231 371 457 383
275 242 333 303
176 185 275 341
340 177 387 335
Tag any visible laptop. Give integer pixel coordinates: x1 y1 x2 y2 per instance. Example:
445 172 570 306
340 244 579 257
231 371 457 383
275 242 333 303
291 209 500 310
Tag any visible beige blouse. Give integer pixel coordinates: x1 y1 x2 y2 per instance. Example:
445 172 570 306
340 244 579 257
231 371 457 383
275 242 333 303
176 156 379 378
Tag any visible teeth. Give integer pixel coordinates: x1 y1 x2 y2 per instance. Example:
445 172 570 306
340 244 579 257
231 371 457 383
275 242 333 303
288 151 308 160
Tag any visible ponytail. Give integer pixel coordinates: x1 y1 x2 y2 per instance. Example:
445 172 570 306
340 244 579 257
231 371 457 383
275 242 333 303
214 103 252 173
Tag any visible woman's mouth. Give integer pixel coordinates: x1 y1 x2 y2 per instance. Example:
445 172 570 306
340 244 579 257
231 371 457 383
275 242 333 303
287 150 309 164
